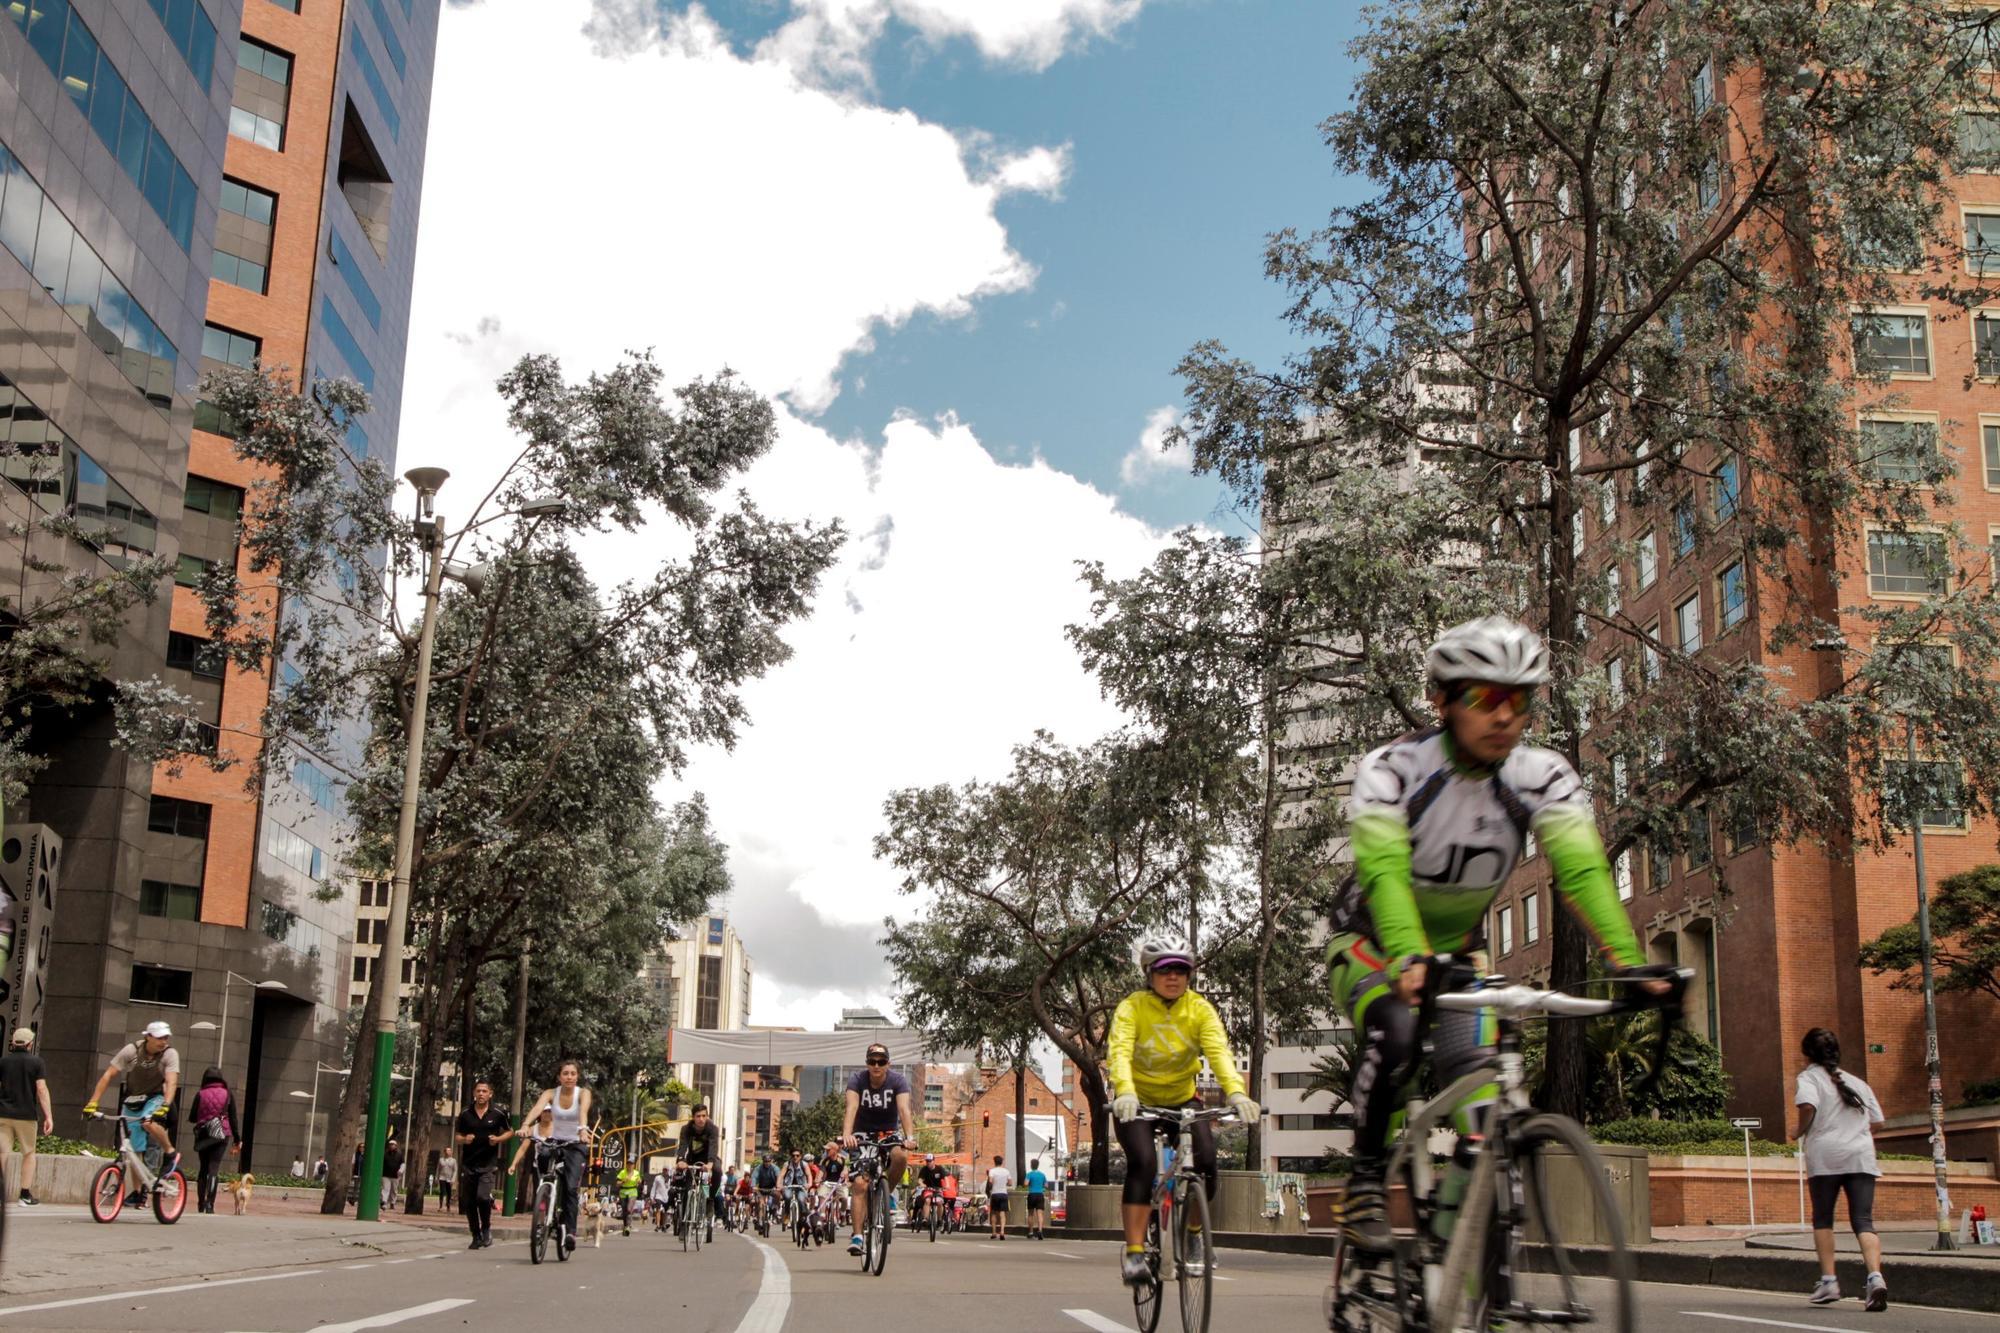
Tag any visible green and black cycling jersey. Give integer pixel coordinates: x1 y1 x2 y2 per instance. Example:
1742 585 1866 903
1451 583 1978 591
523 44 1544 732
1335 726 1643 975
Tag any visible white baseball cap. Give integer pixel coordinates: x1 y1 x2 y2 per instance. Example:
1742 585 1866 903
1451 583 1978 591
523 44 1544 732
143 1020 173 1039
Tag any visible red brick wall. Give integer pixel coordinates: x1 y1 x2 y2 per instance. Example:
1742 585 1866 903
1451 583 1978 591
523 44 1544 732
1649 1161 2000 1227
962 1068 1080 1172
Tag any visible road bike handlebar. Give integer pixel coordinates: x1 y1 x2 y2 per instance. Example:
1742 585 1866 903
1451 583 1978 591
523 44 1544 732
1118 1104 1240 1126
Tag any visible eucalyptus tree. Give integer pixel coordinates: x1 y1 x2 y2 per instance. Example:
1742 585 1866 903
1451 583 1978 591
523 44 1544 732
879 732 1211 1182
313 351 842 1212
1171 0 2000 1118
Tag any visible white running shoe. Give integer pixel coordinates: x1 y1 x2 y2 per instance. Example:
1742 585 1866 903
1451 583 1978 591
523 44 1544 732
1809 1277 1841 1306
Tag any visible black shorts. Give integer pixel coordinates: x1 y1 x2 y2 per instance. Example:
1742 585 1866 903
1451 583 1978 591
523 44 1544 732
1808 1172 1877 1233
1027 1193 1046 1211
990 1194 1010 1216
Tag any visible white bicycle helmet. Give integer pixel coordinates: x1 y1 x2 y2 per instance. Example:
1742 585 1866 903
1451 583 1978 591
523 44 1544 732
1426 616 1550 687
1137 936 1195 973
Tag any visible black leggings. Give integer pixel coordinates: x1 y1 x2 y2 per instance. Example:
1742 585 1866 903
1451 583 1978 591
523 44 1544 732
1116 1105 1216 1207
197 1142 229 1211
1809 1173 1876 1234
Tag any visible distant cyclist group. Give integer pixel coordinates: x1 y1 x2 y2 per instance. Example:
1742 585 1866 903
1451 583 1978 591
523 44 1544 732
33 616 1898 1324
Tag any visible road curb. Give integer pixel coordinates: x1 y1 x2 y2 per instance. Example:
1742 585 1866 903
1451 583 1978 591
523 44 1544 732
1052 1226 1324 1256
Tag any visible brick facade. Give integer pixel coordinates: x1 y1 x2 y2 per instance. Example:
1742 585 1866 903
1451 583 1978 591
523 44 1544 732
960 1067 1081 1173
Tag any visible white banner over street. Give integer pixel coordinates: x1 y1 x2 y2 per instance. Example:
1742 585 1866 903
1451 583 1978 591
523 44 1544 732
667 1027 969 1066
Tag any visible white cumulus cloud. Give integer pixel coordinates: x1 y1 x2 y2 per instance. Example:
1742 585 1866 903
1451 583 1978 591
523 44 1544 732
1119 405 1193 485
402 0 1167 1028
753 0 1147 84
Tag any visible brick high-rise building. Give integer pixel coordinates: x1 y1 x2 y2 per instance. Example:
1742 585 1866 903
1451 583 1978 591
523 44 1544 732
3 0 440 1171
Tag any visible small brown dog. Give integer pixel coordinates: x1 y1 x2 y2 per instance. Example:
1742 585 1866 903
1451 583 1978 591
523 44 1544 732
229 1173 256 1215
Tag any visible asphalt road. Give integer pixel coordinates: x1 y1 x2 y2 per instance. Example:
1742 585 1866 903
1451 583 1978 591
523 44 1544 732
0 1209 1993 1333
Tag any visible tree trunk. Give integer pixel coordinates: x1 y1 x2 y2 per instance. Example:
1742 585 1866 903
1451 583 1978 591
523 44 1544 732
1077 1063 1113 1184
320 973 385 1214
399 934 465 1214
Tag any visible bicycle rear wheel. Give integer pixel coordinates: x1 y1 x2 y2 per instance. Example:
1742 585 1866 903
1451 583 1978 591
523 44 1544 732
1132 1208 1163 1333
89 1163 125 1222
530 1182 553 1264
1176 1181 1213 1333
1482 1113 1635 1333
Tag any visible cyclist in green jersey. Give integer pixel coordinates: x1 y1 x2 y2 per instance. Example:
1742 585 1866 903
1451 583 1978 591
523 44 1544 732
1327 617 1663 1252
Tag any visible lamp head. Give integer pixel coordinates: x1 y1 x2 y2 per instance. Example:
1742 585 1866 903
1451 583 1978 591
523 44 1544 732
443 561 490 596
519 495 568 519
404 467 449 518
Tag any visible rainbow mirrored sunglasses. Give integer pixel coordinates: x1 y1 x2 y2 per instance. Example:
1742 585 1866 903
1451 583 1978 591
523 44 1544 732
1449 681 1539 715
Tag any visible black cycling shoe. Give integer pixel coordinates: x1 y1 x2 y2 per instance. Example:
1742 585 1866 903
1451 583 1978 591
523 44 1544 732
1340 1173 1392 1254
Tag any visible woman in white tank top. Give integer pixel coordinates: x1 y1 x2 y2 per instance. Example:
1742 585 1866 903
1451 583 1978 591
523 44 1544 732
520 1061 595 1250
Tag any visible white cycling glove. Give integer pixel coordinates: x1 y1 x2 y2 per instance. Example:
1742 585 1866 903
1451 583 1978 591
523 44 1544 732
1112 1093 1140 1123
1229 1093 1261 1122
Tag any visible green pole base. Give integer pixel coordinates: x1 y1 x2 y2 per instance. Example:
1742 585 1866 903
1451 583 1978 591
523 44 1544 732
355 1029 397 1222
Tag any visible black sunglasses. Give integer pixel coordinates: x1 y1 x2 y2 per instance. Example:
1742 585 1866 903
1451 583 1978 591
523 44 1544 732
865 1056 889 1066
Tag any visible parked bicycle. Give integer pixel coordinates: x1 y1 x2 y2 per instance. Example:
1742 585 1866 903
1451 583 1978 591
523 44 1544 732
86 1101 187 1224
849 1134 904 1276
1327 959 1690 1333
1120 1103 1238 1333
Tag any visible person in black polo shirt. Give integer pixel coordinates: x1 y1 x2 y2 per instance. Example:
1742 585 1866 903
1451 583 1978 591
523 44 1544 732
453 1077 513 1248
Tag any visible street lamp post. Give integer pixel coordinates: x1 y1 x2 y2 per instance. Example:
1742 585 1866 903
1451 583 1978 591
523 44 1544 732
292 1062 349 1172
356 473 567 1221
358 467 451 1222
211 972 287 1066
1904 713 1957 1252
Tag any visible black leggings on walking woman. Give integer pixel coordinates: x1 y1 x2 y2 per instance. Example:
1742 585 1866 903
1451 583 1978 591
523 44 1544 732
197 1141 230 1212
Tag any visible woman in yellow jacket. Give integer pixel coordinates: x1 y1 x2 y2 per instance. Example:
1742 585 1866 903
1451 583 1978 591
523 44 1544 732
1107 937 1260 1287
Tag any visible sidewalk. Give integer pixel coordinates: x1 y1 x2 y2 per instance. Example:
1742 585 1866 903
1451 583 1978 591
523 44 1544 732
1563 1232 2000 1314
0 1203 470 1298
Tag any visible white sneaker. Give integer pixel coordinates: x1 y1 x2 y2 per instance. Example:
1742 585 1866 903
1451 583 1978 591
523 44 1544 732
1809 1277 1841 1306
1864 1273 1889 1312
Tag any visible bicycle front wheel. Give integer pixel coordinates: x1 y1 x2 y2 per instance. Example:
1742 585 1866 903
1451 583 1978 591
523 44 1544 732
153 1168 188 1224
1176 1181 1213 1333
1133 1208 1163 1333
530 1183 553 1264
89 1162 125 1222
1483 1113 1636 1333
868 1178 890 1275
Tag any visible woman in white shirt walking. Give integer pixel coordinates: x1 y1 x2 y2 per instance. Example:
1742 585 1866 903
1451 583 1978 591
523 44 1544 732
1793 1027 1888 1311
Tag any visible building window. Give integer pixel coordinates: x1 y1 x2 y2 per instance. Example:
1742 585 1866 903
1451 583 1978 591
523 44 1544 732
1603 564 1622 617
1716 561 1748 632
1960 109 2000 171
1641 622 1662 684
1696 153 1721 212
184 475 243 519
142 0 218 86
1614 851 1634 901
195 325 261 436
1647 843 1673 893
1886 758 1968 830
1671 497 1697 558
1967 211 2000 274
1607 656 1625 706
175 554 215 587
139 878 200 920
1686 808 1714 870
1713 456 1740 521
1675 593 1702 653
1525 892 1541 944
1860 417 1940 484
1274 1114 1351 1132
1851 310 1930 376
165 632 225 680
1691 58 1716 115
1866 530 1948 598
353 956 369 983
319 296 376 391
1987 423 2000 487
231 38 292 150
347 29 401 139
264 820 323 878
1636 530 1657 589
214 179 276 294
130 964 193 1007
1498 905 1515 955
696 955 723 1029
328 230 383 329
147 795 211 839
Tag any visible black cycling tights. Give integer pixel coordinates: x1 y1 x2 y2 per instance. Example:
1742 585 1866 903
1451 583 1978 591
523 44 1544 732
1351 991 1491 1169
1115 1105 1216 1207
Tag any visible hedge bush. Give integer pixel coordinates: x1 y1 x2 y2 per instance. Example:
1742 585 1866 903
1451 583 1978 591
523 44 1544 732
1592 1119 1793 1156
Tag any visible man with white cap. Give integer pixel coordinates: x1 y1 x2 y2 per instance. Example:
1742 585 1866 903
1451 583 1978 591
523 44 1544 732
0 1027 51 1205
84 1020 183 1189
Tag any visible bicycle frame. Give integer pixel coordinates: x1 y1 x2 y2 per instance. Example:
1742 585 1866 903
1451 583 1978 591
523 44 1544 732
1139 1105 1234 1281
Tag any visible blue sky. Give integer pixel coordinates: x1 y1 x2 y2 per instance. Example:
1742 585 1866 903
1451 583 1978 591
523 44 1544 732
701 0 1369 530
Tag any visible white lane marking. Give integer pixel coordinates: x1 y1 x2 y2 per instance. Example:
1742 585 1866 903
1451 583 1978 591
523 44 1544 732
1684 1314 1864 1332
1064 1311 1140 1333
342 1263 375 1270
0 1270 305 1318
305 1298 475 1332
1044 1250 1083 1259
734 1234 792 1333
378 1258 415 1265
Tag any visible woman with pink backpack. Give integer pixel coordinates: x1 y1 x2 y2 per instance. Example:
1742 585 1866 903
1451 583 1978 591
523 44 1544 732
190 1068 240 1214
